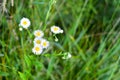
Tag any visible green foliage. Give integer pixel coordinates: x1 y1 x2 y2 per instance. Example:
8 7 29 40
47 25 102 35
0 0 120 80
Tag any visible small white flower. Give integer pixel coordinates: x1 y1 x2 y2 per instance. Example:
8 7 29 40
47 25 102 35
33 37 43 45
55 37 58 42
34 30 44 38
62 52 72 59
19 27 23 31
32 45 43 55
19 17 31 29
60 30 63 33
41 39 49 48
51 26 63 34
67 53 72 58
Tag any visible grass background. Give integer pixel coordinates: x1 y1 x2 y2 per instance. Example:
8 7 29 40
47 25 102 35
0 0 120 80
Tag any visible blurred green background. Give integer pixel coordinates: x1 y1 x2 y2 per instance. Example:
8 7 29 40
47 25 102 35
0 0 120 80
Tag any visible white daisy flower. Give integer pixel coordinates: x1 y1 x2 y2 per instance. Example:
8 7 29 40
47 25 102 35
32 45 43 55
41 39 49 48
34 30 44 38
51 26 63 34
33 37 43 45
19 17 31 29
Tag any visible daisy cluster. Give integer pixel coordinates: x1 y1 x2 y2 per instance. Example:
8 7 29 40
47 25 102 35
19 17 64 55
32 30 49 55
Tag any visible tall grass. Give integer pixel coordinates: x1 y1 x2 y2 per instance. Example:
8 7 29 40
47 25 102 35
0 0 120 80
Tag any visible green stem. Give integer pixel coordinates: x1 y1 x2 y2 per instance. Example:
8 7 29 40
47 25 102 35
43 0 56 31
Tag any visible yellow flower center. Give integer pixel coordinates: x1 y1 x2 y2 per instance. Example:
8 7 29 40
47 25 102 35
35 46 40 51
23 21 27 25
43 42 47 46
36 32 41 36
54 27 59 31
36 40 41 44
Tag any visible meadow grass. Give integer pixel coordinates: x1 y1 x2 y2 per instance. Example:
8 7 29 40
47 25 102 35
0 0 120 80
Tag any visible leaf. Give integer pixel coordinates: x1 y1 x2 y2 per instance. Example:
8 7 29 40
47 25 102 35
0 72 9 76
18 72 26 80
